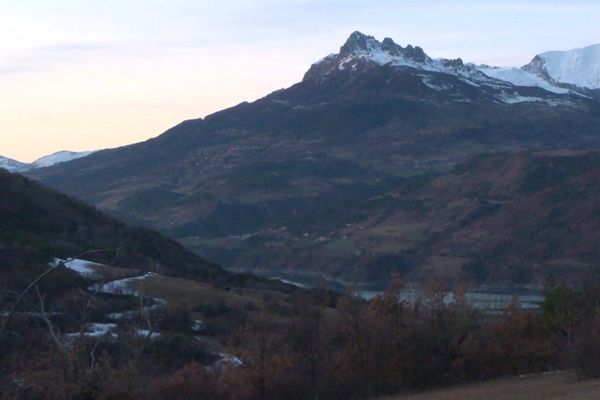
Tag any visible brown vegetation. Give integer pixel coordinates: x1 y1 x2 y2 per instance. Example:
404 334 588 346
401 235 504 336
5 270 600 400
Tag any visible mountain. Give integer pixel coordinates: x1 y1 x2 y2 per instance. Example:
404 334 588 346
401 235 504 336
475 65 571 95
322 150 600 287
524 44 600 90
478 43 600 95
0 155 28 172
30 150 96 169
306 32 579 102
182 149 600 289
0 150 95 173
28 32 600 288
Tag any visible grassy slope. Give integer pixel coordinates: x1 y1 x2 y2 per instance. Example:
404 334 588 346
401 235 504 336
385 372 600 400
79 261 296 342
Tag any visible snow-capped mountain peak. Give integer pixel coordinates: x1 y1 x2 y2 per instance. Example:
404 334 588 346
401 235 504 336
303 32 600 105
0 150 96 173
302 32 575 106
30 150 95 169
523 44 600 89
304 32 483 83
0 156 29 172
338 31 430 64
339 31 378 55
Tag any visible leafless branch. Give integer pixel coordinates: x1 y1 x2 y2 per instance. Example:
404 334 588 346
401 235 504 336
139 290 157 344
78 278 106 340
0 248 114 343
0 266 57 342
35 285 70 361
89 336 101 370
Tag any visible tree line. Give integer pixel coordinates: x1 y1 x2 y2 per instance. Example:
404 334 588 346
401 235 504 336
3 270 600 399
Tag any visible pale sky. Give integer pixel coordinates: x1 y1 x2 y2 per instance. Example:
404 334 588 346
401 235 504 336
1 0 599 162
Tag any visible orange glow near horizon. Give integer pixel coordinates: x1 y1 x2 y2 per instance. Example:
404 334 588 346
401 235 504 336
2 1 599 162
0 49 307 162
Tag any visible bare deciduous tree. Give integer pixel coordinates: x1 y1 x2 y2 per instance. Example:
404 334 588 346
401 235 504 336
0 249 112 343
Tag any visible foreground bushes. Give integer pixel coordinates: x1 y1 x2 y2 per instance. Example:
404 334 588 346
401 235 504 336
4 276 600 399
197 279 561 400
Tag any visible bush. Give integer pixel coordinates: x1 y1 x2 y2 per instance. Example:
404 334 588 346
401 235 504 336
573 315 600 379
155 363 221 400
156 306 193 332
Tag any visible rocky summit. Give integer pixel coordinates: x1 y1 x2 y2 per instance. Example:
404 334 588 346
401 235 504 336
28 32 600 289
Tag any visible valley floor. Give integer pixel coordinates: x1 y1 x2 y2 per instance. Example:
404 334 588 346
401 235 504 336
384 372 600 400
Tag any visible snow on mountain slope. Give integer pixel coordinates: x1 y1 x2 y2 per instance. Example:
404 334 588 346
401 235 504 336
306 32 505 89
0 155 28 172
528 44 600 89
0 150 95 173
0 157 21 172
304 32 577 106
307 32 599 99
31 150 95 169
484 44 600 92
477 66 570 94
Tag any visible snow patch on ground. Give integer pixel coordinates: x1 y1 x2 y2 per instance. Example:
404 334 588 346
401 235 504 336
216 352 243 367
93 272 159 296
191 320 205 332
269 276 310 289
52 258 102 279
64 259 101 278
106 304 162 320
66 323 118 338
420 76 453 91
136 329 161 339
496 91 571 106
498 93 547 104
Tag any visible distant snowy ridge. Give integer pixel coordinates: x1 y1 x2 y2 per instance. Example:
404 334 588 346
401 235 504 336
31 150 96 169
0 156 29 172
477 44 600 93
475 66 570 94
523 44 600 90
0 150 96 172
306 31 506 89
307 32 599 98
304 32 576 105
